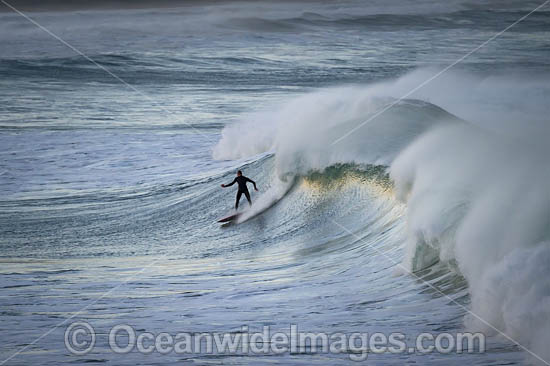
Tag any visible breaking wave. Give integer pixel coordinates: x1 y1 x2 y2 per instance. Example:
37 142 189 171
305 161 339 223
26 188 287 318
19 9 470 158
214 69 550 364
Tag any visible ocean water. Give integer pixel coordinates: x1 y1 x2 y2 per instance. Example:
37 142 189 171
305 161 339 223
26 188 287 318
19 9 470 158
1 1 550 365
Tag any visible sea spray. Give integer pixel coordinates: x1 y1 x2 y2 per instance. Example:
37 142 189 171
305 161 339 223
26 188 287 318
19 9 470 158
215 69 550 363
390 123 550 364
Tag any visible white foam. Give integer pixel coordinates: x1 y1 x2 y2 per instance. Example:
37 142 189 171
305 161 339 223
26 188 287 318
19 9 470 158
215 69 550 363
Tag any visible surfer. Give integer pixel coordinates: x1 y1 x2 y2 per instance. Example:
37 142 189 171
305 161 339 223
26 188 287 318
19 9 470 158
221 170 258 210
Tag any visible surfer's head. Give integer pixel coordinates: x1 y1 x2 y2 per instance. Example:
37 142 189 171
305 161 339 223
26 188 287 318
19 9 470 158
237 170 242 176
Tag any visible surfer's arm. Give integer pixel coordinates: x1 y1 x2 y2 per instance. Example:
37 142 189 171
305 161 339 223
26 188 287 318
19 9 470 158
246 177 258 191
221 178 237 188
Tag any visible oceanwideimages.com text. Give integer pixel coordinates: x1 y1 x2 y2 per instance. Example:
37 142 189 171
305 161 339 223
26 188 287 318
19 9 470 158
65 322 486 361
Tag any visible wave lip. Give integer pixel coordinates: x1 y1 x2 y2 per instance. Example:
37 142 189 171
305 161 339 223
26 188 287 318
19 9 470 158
214 86 462 178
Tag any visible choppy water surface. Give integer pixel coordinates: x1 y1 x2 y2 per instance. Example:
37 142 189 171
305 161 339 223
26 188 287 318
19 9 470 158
1 1 550 364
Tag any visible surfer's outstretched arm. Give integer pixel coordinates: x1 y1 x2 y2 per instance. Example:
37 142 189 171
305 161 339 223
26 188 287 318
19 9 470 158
221 178 236 188
246 177 258 191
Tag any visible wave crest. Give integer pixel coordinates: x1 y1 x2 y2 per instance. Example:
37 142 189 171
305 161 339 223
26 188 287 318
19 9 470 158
215 69 550 363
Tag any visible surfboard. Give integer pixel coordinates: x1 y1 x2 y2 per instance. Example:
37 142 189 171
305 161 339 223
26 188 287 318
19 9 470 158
217 212 242 223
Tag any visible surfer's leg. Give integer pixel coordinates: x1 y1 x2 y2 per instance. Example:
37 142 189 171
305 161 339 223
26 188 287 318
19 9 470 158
244 190 252 206
235 191 242 210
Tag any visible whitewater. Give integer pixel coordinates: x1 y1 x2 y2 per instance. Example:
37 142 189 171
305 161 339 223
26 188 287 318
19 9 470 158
1 0 549 365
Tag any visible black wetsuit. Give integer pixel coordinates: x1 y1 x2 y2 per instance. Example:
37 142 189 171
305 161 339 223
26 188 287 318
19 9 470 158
225 176 257 209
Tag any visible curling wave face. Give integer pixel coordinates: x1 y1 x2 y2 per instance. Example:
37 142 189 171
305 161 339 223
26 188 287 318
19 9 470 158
214 69 550 363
